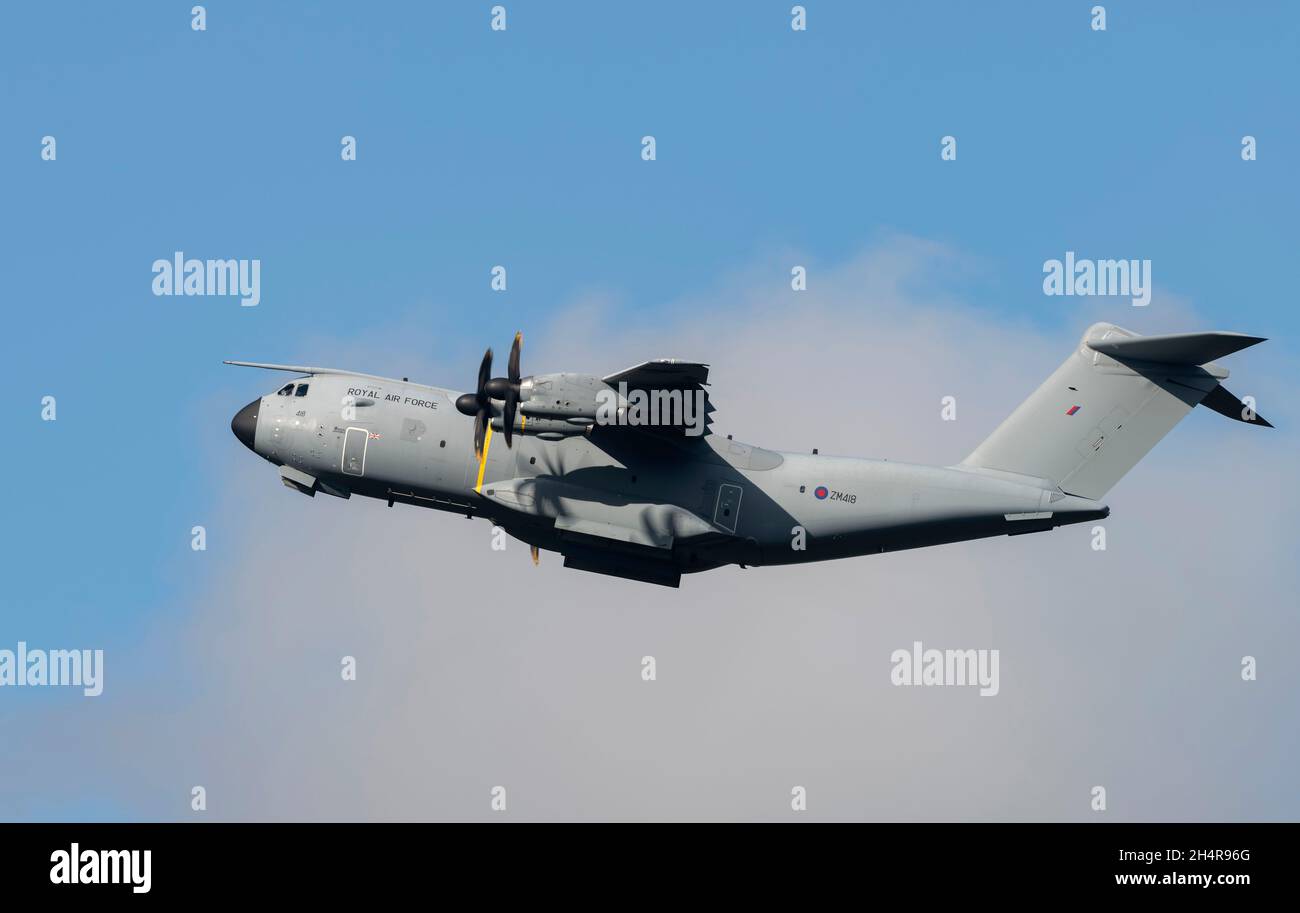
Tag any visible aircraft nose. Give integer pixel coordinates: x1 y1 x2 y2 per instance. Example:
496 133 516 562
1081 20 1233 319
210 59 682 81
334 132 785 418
231 399 259 452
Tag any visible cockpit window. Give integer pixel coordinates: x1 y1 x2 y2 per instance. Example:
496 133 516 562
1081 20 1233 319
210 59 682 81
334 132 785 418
294 383 309 397
277 383 294 396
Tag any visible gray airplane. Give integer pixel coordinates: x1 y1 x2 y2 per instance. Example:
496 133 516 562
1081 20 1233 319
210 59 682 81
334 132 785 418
228 323 1269 587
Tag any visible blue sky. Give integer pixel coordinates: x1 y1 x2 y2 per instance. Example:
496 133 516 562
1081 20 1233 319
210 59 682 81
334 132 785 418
2 2 1297 819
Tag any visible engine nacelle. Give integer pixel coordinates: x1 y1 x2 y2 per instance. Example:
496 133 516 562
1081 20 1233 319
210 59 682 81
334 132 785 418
490 413 591 440
517 373 606 421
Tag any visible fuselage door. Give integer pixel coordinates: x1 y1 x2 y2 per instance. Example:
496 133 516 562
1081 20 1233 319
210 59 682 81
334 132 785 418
342 426 369 476
714 483 742 533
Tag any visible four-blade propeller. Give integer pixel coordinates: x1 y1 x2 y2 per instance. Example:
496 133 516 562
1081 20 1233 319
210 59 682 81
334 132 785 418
484 332 523 447
454 331 524 458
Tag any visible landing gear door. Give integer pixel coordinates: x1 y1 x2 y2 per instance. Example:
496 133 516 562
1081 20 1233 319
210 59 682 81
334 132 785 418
714 483 742 533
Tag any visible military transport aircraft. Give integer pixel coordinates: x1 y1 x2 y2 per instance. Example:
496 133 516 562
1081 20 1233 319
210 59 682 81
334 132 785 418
227 323 1269 587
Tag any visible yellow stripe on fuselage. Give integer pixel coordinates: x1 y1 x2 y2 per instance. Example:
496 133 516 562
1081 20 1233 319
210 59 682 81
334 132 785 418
474 424 493 493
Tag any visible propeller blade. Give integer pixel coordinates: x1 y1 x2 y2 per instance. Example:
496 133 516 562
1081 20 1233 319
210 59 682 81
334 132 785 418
508 331 522 384
477 347 493 397
473 411 486 460
503 387 518 447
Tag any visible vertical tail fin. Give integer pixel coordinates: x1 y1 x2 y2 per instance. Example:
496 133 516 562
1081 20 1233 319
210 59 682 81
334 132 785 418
961 323 1269 499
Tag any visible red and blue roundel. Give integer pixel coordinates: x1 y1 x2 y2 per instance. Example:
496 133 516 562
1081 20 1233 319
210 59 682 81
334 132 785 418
814 485 829 500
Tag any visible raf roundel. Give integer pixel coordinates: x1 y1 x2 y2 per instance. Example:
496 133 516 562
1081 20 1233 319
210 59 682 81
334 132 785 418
814 485 829 500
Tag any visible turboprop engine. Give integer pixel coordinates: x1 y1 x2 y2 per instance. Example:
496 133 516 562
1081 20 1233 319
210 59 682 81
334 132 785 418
456 332 606 447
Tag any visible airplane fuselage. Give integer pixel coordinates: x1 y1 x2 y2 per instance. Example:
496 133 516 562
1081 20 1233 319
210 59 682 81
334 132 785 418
232 370 1109 585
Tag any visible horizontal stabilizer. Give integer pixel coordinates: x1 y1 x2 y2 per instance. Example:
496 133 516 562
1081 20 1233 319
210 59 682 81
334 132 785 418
1087 331 1266 365
1199 383 1273 428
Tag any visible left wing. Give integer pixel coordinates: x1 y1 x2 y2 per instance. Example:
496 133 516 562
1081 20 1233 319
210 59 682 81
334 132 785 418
224 360 395 382
603 358 710 389
601 359 715 437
